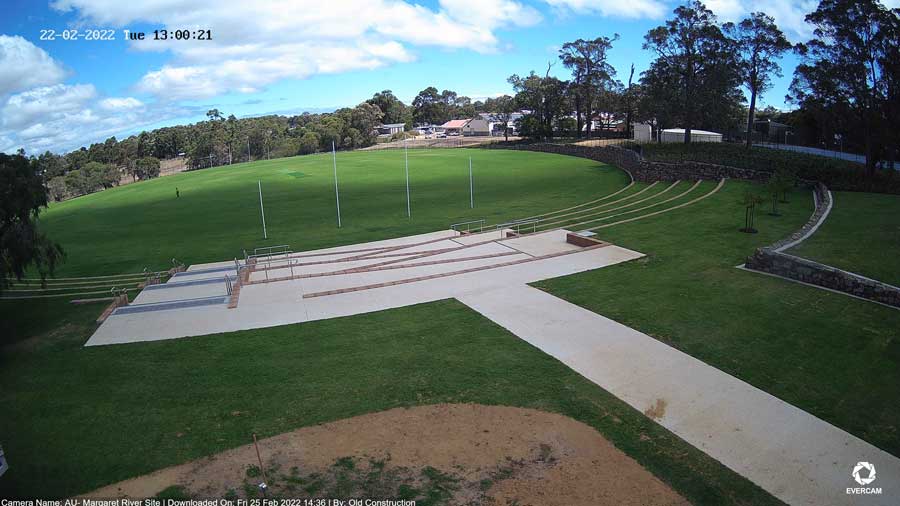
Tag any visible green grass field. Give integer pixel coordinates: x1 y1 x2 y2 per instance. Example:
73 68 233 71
788 191 900 286
35 148 627 276
3 147 899 503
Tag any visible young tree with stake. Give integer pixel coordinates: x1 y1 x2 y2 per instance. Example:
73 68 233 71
740 189 764 233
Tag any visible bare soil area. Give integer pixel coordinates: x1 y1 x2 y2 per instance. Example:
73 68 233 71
87 404 688 505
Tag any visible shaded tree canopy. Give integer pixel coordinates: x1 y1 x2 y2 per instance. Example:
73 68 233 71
789 0 899 174
642 1 742 142
724 12 792 148
559 35 619 137
0 153 64 292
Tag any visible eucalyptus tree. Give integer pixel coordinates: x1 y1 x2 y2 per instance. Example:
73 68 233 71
790 0 898 175
0 153 64 293
559 35 619 138
643 1 740 143
508 68 570 140
725 13 792 148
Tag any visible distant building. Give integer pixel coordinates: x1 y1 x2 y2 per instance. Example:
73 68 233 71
753 119 792 143
377 123 406 136
633 123 653 143
440 119 469 136
660 128 722 143
463 116 491 136
586 113 625 132
475 112 524 136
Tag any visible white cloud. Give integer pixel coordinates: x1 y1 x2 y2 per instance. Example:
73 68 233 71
51 0 542 100
440 0 543 29
0 83 187 153
701 0 819 41
543 0 819 40
0 134 17 154
0 35 67 96
1 84 96 130
542 0 667 19
98 97 144 110
703 0 745 20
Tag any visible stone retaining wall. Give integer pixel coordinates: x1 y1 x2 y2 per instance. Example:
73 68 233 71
745 183 900 308
746 249 900 308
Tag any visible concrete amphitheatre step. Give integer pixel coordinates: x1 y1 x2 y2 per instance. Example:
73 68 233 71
534 180 670 229
113 295 229 315
248 250 524 285
556 180 701 230
302 241 610 298
249 236 513 282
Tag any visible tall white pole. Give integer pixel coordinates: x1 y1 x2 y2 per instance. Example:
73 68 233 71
333 141 341 228
247 138 251 163
258 180 267 239
469 157 474 208
405 138 411 218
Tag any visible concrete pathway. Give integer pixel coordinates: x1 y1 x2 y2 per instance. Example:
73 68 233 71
458 284 900 506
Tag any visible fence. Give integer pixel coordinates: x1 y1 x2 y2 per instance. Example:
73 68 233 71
362 136 514 151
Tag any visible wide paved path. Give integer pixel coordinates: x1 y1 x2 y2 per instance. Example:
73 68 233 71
458 284 900 506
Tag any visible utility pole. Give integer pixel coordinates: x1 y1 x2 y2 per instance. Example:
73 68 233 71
405 137 411 218
333 140 341 228
258 180 267 239
469 157 474 208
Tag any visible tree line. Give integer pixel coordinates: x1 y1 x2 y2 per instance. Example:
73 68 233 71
504 0 898 175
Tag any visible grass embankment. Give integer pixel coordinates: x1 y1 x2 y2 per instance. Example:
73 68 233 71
536 180 900 458
0 299 779 505
35 148 627 277
640 142 900 194
788 191 900 286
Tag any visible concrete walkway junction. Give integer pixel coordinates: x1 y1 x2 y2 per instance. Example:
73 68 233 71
87 189 898 505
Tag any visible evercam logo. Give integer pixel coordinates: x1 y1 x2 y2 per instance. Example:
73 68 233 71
847 461 882 495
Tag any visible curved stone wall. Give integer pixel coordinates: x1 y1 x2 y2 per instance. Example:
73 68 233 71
745 184 900 308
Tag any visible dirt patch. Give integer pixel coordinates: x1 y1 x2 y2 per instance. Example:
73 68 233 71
644 398 668 420
87 404 688 505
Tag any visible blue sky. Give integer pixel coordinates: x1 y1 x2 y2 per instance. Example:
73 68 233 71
0 0 874 154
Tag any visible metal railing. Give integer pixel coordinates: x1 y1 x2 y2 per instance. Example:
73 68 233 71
254 251 297 282
495 218 541 235
450 219 486 233
251 244 290 257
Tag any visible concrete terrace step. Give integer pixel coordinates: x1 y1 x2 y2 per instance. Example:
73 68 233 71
143 276 235 290
176 265 236 277
112 295 229 315
302 242 610 298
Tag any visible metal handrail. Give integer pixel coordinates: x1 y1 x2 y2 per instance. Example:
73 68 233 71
495 217 541 235
253 244 290 255
450 219 485 233
253 251 296 281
